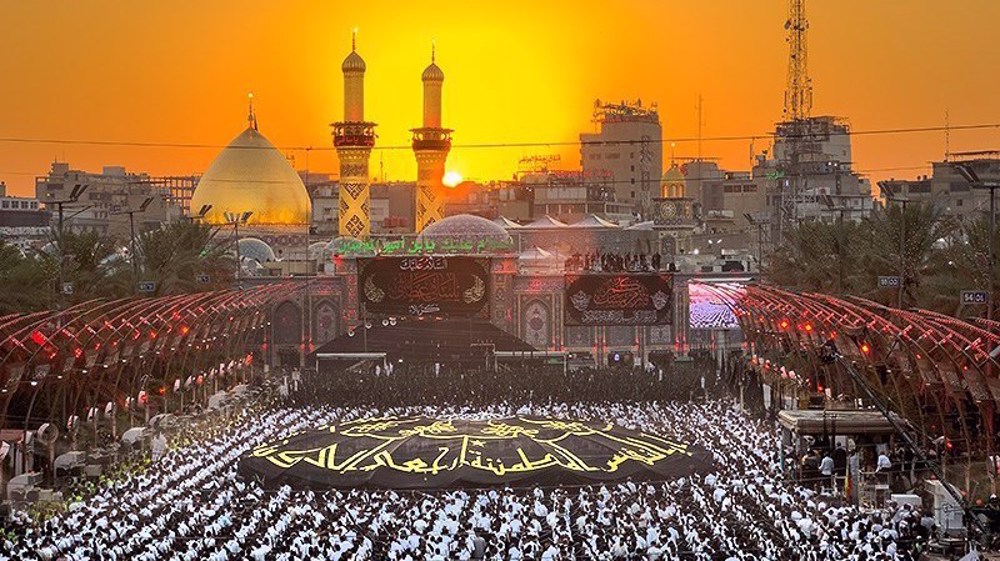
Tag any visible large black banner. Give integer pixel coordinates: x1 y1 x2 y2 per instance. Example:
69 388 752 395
564 273 674 326
359 256 490 317
239 416 713 490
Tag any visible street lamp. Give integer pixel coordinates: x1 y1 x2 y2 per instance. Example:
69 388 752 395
189 204 213 222
951 162 999 324
877 185 909 309
224 211 253 288
48 184 90 238
112 196 155 293
744 213 767 271
48 184 89 306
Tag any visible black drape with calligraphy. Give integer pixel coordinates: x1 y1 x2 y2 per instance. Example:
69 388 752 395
564 274 674 326
238 416 713 490
359 257 490 317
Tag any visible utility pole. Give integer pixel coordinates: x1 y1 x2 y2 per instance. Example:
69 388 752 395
111 196 154 294
878 185 909 308
820 195 848 294
744 213 771 272
224 211 253 290
952 162 999 498
898 198 908 309
47 184 89 307
951 162 998 323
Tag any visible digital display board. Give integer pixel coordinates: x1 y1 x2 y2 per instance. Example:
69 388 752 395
688 281 745 330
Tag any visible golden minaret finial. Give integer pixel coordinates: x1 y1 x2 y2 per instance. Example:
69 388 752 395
352 27 358 51
247 92 258 131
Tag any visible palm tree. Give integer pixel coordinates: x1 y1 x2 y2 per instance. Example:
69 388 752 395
765 202 962 312
44 228 131 304
0 240 55 313
764 220 865 294
136 221 234 295
948 216 1000 318
860 202 954 311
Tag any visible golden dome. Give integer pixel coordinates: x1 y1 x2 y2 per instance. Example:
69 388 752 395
191 126 311 226
422 62 444 82
661 164 686 198
342 50 366 73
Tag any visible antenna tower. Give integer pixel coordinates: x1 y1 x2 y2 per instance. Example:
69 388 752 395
783 0 812 121
774 0 813 245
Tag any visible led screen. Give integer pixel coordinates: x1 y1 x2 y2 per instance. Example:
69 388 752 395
688 281 746 330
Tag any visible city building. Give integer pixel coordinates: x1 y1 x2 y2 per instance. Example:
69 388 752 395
0 182 49 249
762 116 874 231
718 170 766 231
309 179 417 238
303 172 337 237
580 99 662 219
35 162 190 238
441 180 499 219
681 160 725 218
879 151 1000 221
372 182 417 234
496 181 533 222
521 169 631 224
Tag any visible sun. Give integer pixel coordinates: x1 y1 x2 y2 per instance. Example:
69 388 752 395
442 171 463 188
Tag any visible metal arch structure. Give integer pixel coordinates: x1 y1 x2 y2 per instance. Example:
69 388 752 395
0 281 306 433
695 281 1000 491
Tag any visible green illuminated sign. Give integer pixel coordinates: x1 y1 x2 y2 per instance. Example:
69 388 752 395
331 236 513 256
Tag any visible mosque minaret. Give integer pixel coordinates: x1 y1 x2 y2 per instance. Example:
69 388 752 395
412 44 452 233
332 31 376 239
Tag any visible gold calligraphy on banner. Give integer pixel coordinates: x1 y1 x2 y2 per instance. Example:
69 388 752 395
248 416 695 477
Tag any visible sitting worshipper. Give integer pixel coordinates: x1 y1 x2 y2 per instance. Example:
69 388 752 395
0 382 934 561
150 432 169 463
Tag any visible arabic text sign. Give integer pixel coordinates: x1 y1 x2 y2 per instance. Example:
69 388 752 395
564 274 674 326
358 257 490 317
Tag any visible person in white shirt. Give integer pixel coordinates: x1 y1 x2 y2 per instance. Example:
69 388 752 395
876 452 892 472
820 452 835 478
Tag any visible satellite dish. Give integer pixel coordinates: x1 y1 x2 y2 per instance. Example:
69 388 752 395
148 413 175 430
121 427 146 446
37 423 59 445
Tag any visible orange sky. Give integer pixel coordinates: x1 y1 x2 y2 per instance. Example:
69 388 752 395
1 0 998 196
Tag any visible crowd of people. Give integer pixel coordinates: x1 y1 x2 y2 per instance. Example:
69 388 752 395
0 361 940 561
295 364 716 408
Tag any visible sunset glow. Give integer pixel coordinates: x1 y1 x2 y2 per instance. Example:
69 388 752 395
442 171 462 188
0 1 997 194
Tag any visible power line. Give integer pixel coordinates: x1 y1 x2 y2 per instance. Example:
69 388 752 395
0 163 935 176
0 122 995 153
